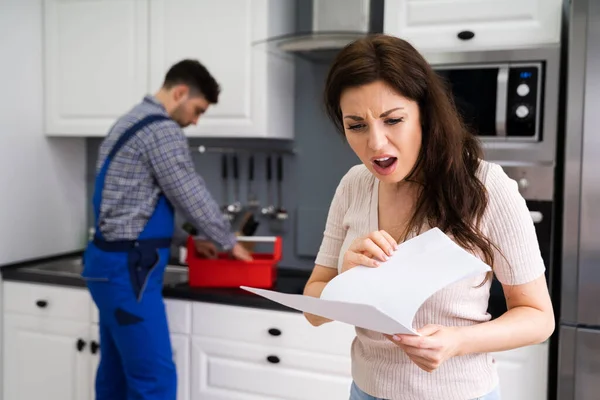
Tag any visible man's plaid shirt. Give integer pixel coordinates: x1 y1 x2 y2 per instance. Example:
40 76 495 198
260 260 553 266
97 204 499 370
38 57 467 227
95 95 236 250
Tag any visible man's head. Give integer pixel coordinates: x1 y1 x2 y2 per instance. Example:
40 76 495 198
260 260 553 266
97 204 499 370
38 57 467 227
155 59 220 127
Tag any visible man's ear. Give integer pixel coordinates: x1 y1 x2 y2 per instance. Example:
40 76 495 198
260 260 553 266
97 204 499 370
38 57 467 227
172 84 189 103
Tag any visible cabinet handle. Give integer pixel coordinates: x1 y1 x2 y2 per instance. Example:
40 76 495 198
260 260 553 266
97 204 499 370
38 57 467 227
36 300 48 308
76 338 87 352
266 355 280 364
457 30 475 40
90 341 100 354
268 328 281 336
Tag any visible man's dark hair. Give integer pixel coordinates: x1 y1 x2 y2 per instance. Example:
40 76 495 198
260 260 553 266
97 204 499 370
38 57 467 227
163 59 220 104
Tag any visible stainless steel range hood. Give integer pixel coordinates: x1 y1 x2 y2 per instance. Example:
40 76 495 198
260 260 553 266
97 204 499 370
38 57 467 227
257 0 384 62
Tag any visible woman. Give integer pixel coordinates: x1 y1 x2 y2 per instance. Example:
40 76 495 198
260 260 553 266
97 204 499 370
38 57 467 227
303 34 555 400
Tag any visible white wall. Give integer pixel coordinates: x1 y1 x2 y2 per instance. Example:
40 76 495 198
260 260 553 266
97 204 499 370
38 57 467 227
0 0 87 265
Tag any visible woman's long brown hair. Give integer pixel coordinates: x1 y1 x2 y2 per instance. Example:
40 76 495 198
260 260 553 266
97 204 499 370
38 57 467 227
324 34 499 275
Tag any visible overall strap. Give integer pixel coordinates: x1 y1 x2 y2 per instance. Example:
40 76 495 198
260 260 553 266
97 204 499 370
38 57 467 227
93 114 171 242
104 114 171 171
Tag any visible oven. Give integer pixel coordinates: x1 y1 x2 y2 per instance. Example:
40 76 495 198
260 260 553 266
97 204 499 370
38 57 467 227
485 164 556 320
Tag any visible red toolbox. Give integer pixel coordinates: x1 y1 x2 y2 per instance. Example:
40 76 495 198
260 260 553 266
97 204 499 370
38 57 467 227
186 235 282 288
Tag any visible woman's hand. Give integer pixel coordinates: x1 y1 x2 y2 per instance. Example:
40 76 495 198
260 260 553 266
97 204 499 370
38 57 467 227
386 325 463 373
341 230 398 273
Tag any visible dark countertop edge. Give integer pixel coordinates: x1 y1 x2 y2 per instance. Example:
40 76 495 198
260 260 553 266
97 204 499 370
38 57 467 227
0 250 84 269
1 264 312 314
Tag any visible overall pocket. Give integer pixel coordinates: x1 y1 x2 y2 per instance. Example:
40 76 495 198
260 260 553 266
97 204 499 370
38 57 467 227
81 244 121 282
127 247 161 302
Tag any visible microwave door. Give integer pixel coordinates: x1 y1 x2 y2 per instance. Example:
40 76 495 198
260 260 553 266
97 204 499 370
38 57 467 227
434 65 509 138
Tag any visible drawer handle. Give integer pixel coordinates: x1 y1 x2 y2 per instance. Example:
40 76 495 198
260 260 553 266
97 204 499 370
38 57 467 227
36 300 48 308
457 30 475 40
76 338 87 352
90 341 100 355
268 328 281 336
266 355 280 364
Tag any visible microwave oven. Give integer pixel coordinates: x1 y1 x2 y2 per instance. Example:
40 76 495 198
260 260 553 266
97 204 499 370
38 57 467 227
434 62 544 141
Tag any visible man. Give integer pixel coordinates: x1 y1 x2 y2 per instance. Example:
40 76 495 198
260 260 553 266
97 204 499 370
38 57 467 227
82 59 252 400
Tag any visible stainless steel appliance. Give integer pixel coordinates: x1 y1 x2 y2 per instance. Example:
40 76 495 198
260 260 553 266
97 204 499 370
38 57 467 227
557 0 600 398
424 47 561 166
435 63 544 141
485 164 556 322
256 0 384 58
421 32 563 400
422 49 562 342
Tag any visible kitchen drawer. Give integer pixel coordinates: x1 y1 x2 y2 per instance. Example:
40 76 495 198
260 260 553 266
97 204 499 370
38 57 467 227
3 281 91 322
192 302 356 357
192 336 352 400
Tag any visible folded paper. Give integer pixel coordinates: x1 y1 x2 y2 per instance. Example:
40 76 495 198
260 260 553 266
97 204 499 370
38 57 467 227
241 228 491 335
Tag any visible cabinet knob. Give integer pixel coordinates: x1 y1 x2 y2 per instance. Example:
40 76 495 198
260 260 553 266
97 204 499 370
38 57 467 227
266 355 280 364
457 30 475 40
268 328 281 336
90 341 100 354
36 300 48 308
76 338 87 352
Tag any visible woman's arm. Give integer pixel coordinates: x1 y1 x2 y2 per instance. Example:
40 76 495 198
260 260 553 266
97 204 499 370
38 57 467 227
303 265 339 326
390 163 555 372
389 275 554 373
455 274 554 355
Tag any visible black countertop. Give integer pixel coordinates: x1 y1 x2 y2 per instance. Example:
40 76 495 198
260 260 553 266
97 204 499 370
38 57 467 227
0 252 312 313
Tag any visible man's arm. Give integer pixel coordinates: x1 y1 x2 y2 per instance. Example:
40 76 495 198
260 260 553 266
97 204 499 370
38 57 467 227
143 121 237 250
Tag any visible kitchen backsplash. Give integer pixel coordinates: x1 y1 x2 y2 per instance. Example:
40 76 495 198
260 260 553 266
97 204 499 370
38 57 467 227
85 57 359 270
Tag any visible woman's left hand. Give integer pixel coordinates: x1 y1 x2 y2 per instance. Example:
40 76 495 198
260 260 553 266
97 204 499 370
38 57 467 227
385 325 463 373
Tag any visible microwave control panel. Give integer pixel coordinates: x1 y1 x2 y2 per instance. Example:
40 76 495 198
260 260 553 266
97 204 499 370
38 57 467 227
506 64 542 139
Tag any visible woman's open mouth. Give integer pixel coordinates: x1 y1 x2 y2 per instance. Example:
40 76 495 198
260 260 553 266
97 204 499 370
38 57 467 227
372 156 398 176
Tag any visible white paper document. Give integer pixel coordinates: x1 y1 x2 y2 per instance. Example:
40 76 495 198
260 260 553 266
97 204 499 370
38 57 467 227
241 228 491 335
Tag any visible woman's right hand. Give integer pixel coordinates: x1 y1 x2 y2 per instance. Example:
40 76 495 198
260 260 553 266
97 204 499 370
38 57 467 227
341 230 398 273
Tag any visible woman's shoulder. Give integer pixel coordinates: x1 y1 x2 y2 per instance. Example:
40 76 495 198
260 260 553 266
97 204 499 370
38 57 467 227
476 159 515 192
338 163 375 192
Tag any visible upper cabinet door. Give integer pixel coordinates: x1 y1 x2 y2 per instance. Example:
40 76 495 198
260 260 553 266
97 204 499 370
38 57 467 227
384 0 562 53
148 0 295 139
44 0 148 136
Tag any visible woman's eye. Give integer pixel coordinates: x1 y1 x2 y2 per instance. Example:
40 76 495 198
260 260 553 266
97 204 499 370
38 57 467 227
347 124 366 131
386 118 403 125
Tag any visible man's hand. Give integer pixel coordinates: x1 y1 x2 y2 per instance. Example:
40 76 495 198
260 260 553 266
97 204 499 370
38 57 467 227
231 242 253 261
193 239 218 259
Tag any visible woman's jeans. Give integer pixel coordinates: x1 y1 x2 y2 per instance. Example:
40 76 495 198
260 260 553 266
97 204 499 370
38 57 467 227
349 381 501 400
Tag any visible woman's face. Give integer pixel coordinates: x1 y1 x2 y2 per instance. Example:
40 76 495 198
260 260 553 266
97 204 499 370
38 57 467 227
339 80 422 184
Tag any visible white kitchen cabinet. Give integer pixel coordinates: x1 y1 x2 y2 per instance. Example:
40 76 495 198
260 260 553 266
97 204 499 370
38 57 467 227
43 0 149 136
149 0 295 139
492 342 549 400
2 315 91 400
191 337 353 400
2 282 93 400
384 0 562 53
2 281 192 400
1 280 551 400
89 325 100 400
172 334 191 400
190 302 355 400
43 0 295 139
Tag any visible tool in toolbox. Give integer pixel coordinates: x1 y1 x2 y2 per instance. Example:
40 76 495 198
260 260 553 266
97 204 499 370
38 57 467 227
186 235 282 289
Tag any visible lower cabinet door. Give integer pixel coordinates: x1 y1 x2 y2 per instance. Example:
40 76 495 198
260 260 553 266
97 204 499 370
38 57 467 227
172 333 191 400
3 314 91 400
89 324 100 400
190 336 352 399
492 342 549 400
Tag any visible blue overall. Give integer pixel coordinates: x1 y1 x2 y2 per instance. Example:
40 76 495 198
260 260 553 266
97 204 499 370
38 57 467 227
82 115 177 400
